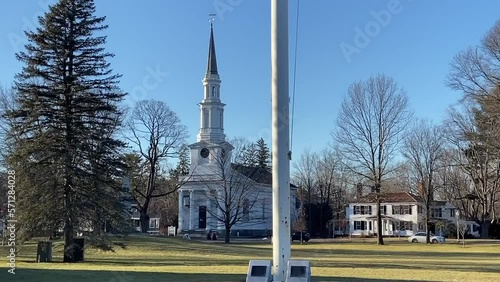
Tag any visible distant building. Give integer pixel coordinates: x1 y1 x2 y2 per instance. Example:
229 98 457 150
177 24 298 237
122 176 161 234
347 191 465 237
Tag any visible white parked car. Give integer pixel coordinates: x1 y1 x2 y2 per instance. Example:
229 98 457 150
408 232 445 244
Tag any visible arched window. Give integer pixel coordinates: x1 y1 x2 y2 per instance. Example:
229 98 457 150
212 86 216 97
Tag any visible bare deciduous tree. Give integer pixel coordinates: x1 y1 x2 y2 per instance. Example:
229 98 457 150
334 74 412 245
125 100 188 233
293 149 317 232
446 21 500 237
402 120 445 243
200 146 264 243
447 20 500 101
436 149 475 219
445 104 499 238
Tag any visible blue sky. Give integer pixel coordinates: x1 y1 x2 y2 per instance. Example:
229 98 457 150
1 0 499 167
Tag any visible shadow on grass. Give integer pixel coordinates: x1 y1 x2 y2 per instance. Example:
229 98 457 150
0 268 435 282
315 278 432 282
0 268 244 282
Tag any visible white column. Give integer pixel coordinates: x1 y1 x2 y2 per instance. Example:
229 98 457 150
271 0 290 280
189 190 194 230
178 190 184 232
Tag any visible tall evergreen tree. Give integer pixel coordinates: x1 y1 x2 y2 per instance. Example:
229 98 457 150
170 145 190 179
256 137 271 169
5 0 127 262
240 142 258 167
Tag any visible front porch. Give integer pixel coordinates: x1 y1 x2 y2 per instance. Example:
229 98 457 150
352 216 417 237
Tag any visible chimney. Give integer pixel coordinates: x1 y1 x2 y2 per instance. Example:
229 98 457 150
417 181 433 200
417 181 424 196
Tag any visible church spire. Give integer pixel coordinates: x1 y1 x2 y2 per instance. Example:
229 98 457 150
206 23 218 75
197 21 225 143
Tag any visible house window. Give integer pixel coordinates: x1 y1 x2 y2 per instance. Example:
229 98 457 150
354 221 366 230
403 205 411 215
149 219 159 229
360 206 372 215
354 205 372 215
431 208 442 218
393 205 412 215
393 205 400 215
380 205 387 215
418 205 423 214
243 199 250 222
354 206 361 215
183 195 190 207
449 208 455 218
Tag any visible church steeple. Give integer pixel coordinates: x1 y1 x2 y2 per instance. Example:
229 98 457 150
197 23 225 143
206 23 218 75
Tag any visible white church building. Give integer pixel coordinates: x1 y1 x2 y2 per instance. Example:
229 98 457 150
177 24 298 238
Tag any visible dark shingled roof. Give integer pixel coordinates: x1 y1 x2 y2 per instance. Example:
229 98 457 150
206 23 218 75
231 164 297 188
357 192 421 203
356 192 450 206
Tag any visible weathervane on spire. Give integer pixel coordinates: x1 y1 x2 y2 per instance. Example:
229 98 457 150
209 13 216 25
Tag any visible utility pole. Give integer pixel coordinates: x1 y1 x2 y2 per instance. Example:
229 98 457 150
455 210 460 243
271 0 290 281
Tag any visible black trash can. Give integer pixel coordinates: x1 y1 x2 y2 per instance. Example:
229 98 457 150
37 241 52 262
74 238 84 262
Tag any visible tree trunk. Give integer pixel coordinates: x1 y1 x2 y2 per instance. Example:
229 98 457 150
308 189 312 233
63 175 75 262
426 205 431 244
225 227 231 244
140 211 150 234
319 203 324 237
63 217 75 262
376 196 384 245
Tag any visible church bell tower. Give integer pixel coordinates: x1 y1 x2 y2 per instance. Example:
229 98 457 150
197 23 226 143
188 22 233 171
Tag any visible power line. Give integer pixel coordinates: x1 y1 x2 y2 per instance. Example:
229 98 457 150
290 0 301 159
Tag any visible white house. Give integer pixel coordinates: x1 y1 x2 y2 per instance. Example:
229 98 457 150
177 24 298 237
347 192 459 237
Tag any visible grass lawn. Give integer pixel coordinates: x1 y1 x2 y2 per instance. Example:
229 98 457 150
0 236 499 281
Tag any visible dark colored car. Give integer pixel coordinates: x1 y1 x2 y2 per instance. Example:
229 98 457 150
291 231 310 242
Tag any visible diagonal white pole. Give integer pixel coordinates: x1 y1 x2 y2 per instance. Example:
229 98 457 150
271 0 290 281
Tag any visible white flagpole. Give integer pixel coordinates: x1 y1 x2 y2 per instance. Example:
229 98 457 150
271 0 290 281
